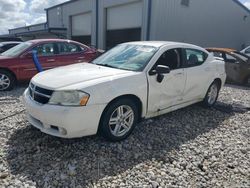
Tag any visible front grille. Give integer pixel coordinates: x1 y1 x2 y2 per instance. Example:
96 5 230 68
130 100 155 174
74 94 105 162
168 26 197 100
29 83 54 104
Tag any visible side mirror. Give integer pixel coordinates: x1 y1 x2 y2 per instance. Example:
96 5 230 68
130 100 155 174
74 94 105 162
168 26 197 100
149 65 171 75
149 65 170 83
156 65 170 74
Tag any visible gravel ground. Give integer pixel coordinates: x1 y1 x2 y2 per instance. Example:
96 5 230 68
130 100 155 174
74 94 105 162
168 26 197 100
0 84 249 188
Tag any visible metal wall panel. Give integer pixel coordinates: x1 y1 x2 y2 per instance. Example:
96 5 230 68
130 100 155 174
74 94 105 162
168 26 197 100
47 0 96 45
47 7 64 28
46 0 250 49
9 23 48 35
106 2 143 30
71 13 91 36
149 0 250 50
97 0 147 49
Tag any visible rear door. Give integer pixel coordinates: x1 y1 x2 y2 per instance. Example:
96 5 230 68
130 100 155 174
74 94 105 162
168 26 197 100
147 48 186 114
182 48 211 102
19 42 59 80
56 42 91 67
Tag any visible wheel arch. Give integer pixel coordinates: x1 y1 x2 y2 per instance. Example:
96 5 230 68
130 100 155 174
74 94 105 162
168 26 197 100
98 94 143 131
213 78 222 89
0 67 17 81
203 78 222 99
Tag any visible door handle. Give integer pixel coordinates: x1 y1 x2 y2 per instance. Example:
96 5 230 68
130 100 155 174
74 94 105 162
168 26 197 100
75 60 82 63
47 59 55 62
205 67 211 71
174 72 183 76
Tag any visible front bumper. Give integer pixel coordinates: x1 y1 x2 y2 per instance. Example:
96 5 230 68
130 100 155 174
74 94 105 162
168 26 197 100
23 89 106 138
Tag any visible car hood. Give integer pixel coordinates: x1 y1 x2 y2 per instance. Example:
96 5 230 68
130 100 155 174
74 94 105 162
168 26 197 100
0 55 14 60
32 63 136 89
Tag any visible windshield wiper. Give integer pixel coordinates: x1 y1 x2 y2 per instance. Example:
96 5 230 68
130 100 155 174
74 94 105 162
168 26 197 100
96 64 117 69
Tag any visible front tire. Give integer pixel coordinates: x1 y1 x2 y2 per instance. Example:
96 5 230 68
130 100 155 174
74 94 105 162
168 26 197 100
0 70 15 91
99 99 138 142
203 81 220 107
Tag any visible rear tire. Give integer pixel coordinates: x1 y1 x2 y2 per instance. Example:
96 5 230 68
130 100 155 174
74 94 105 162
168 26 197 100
203 81 220 107
0 70 15 91
99 99 138 142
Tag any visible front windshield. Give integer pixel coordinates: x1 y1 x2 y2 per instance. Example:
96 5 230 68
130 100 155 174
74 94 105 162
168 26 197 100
92 44 158 71
1 42 32 57
232 52 249 62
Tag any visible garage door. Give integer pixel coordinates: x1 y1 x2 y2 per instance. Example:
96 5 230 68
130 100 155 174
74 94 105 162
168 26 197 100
71 13 91 45
106 1 143 49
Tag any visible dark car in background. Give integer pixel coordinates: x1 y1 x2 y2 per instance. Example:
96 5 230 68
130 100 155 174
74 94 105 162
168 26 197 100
206 48 250 86
0 39 100 91
0 37 22 42
240 45 250 57
0 42 22 53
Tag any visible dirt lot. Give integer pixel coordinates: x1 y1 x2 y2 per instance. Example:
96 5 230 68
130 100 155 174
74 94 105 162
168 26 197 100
0 84 249 188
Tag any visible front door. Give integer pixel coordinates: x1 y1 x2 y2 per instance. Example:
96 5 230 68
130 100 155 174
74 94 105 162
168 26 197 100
147 48 186 115
19 42 59 80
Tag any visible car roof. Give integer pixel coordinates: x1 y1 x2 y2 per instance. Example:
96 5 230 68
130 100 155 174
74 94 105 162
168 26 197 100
28 39 77 44
206 48 237 53
123 41 206 51
124 41 179 47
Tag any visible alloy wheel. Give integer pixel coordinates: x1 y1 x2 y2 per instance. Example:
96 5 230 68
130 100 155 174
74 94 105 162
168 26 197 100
109 105 135 137
0 74 10 91
207 84 218 105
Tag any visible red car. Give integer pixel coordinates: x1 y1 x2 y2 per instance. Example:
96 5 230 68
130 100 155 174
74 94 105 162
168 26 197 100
0 39 99 91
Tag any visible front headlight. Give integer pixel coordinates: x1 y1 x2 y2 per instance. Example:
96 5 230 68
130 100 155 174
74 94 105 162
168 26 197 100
48 90 90 106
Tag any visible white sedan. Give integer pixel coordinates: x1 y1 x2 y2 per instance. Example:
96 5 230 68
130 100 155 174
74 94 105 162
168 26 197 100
23 41 226 141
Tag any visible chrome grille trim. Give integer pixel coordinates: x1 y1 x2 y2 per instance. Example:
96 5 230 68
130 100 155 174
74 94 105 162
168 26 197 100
29 82 54 104
29 86 51 98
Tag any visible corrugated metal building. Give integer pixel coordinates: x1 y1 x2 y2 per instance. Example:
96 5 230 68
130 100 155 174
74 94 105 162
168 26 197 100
3 0 250 50
2 23 67 41
45 0 250 50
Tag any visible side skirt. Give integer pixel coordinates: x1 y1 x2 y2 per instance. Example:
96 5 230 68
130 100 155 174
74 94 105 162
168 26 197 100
145 98 203 119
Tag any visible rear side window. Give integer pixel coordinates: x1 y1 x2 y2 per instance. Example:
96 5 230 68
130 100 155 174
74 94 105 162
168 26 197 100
211 51 223 58
184 49 208 67
57 42 83 55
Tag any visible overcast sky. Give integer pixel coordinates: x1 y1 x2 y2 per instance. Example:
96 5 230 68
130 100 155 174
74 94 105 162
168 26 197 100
0 0 68 35
0 0 249 35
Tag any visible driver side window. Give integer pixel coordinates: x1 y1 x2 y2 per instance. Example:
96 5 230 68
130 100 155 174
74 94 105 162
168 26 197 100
33 43 58 57
155 48 182 70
